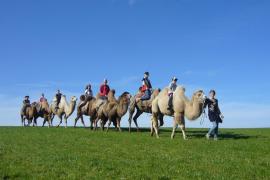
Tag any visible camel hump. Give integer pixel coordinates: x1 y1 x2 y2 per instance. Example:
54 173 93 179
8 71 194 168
175 86 186 95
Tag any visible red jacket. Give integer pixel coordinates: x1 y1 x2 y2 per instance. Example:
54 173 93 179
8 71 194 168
100 84 110 96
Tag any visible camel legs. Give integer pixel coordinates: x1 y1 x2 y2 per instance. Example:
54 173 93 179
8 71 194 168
51 114 55 126
116 118 122 132
174 113 187 140
57 116 63 128
64 115 68 128
151 113 159 138
128 109 134 132
106 119 112 132
21 115 25 127
133 111 143 132
171 120 178 139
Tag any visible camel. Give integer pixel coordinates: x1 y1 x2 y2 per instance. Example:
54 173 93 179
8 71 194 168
20 103 35 127
20 101 52 127
128 89 163 132
50 95 77 128
74 94 106 129
151 87 205 139
96 91 131 132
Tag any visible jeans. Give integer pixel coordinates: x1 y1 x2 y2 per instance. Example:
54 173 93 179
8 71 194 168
141 89 151 101
208 121 219 137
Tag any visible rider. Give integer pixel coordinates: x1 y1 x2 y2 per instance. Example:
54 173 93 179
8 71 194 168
84 84 93 100
39 93 47 103
38 93 47 112
99 79 110 100
78 84 94 112
168 77 178 110
55 90 62 110
21 96 31 116
136 72 152 102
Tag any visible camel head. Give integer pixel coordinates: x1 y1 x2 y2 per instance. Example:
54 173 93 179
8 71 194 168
118 92 131 104
192 90 206 104
71 96 77 102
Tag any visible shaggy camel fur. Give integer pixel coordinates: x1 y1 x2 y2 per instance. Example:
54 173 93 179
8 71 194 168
96 91 131 132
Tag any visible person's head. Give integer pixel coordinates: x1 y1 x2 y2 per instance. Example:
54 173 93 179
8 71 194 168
86 84 91 90
104 79 108 85
172 77 178 83
57 90 60 94
209 90 216 99
144 72 150 78
25 96 29 100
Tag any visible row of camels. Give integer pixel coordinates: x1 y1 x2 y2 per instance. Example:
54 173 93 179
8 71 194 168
21 86 206 139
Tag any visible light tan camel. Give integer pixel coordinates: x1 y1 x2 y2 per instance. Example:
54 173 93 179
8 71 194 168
128 89 162 132
96 91 131 132
50 95 77 128
151 87 205 139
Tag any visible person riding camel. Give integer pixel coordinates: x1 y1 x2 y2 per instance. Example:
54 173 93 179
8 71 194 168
85 84 93 100
167 77 178 110
78 84 94 113
136 72 152 102
99 79 110 100
38 93 47 112
21 96 31 116
40 93 47 103
55 90 62 110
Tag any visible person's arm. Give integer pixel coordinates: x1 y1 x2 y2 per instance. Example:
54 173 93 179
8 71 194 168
203 98 209 109
216 100 224 118
100 85 103 94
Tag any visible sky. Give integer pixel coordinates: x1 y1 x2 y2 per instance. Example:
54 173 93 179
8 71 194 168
0 0 269 128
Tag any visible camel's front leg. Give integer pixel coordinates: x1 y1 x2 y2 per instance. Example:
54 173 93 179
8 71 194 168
21 115 25 127
177 114 187 140
81 116 86 128
42 119 46 127
133 111 143 132
57 115 62 128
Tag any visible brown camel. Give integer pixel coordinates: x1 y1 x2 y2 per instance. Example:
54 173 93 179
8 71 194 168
20 103 35 127
96 91 131 132
21 101 52 127
74 93 107 129
151 87 205 139
128 89 163 132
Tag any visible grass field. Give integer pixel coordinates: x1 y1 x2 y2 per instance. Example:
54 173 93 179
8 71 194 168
0 127 269 179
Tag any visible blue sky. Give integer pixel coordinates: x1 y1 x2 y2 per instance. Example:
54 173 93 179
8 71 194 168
0 0 269 128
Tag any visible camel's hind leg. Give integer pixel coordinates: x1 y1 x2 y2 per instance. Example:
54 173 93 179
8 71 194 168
151 114 159 138
64 115 68 128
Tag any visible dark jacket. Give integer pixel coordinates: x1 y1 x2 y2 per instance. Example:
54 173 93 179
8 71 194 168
204 98 222 123
23 99 30 105
142 77 152 89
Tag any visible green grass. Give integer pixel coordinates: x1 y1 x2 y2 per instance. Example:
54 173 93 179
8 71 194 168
0 127 269 180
